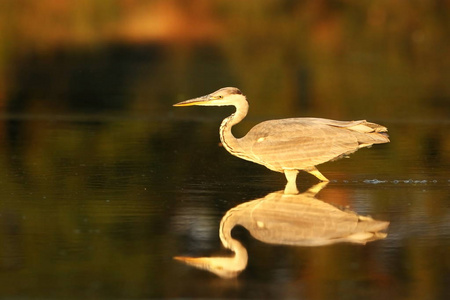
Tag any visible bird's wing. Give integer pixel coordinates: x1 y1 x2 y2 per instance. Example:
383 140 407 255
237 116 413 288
243 118 360 171
304 118 389 143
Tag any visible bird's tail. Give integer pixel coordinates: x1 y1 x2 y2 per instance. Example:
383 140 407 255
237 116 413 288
346 121 390 145
342 215 389 244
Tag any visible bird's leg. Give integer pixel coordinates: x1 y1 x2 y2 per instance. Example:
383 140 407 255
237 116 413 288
284 169 299 194
305 166 330 182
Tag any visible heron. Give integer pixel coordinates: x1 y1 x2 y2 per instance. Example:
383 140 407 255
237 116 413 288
174 87 389 191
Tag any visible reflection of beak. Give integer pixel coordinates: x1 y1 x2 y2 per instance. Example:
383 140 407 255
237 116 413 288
173 95 209 106
174 256 244 279
174 256 206 266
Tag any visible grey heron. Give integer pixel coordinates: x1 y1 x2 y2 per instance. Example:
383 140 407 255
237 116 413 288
174 87 389 191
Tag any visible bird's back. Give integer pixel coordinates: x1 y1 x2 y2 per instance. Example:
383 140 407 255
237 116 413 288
238 118 389 172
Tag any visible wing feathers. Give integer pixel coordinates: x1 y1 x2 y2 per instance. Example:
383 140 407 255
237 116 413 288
239 118 389 172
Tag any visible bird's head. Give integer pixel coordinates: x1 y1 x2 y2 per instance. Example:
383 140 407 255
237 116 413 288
174 87 245 107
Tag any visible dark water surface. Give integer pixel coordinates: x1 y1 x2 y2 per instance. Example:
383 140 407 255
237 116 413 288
0 115 448 299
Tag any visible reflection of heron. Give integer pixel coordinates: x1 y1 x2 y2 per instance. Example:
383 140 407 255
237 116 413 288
174 182 389 278
174 87 389 192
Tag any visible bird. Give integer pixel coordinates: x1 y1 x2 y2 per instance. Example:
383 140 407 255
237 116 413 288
174 87 389 191
174 182 389 278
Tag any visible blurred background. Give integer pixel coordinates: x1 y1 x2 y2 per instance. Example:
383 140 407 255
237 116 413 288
0 0 449 119
0 1 449 299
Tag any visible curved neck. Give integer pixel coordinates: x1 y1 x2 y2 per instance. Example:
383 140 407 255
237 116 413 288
219 97 249 155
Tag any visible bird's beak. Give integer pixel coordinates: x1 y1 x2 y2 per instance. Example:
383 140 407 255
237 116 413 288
173 95 210 107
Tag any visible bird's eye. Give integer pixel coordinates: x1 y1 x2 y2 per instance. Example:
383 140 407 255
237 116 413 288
217 95 223 99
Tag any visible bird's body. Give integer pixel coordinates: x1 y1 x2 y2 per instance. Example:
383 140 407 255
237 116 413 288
225 117 388 173
174 87 389 191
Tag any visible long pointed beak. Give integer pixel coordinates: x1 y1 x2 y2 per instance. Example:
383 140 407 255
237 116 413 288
173 95 209 107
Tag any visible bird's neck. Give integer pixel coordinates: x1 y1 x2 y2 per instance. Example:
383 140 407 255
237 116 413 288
219 98 249 155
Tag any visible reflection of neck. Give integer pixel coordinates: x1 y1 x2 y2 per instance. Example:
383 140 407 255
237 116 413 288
218 207 248 273
173 206 248 279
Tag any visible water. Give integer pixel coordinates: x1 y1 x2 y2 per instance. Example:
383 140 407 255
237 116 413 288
0 115 448 299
